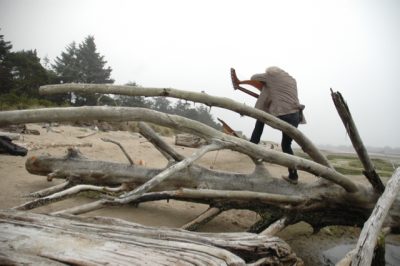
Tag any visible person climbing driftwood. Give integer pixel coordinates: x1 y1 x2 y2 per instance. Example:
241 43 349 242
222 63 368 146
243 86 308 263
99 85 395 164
231 67 306 184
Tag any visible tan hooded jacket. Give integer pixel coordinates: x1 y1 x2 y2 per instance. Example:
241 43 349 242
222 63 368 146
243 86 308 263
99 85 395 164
251 66 306 123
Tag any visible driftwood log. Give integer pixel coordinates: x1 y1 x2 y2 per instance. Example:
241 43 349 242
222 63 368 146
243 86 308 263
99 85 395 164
0 84 398 264
175 133 206 148
0 209 303 265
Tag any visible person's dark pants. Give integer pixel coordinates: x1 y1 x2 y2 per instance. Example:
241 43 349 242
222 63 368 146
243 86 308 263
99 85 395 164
250 111 300 179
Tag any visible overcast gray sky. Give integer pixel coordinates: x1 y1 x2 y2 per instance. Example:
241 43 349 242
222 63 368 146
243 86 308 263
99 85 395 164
1 0 399 148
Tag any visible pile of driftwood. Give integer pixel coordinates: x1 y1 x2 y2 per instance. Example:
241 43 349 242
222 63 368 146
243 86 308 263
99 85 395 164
0 84 399 265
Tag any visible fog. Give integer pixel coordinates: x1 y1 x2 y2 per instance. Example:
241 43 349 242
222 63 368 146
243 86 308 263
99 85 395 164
1 0 399 148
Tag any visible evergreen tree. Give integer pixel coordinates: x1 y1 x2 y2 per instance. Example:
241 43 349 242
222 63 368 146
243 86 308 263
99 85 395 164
8 50 50 98
77 36 113 84
52 36 114 105
52 42 79 83
0 33 13 94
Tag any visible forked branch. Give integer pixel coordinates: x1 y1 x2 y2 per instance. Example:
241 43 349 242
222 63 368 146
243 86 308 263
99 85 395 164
54 143 222 215
101 137 134 165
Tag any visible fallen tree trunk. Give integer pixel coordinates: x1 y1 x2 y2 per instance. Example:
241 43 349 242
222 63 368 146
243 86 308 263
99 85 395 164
20 150 400 232
0 209 303 265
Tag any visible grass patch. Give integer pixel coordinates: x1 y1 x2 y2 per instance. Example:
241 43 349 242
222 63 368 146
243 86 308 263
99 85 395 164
325 154 398 177
291 151 398 177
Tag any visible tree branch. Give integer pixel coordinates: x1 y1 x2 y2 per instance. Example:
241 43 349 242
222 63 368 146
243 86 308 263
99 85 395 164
39 83 332 168
54 143 222 215
260 217 288 237
138 122 185 162
331 89 385 193
101 137 134 165
15 184 127 210
117 143 222 203
181 207 223 231
27 181 71 198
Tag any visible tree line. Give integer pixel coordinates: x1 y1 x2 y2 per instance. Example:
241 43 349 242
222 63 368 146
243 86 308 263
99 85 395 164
0 32 220 129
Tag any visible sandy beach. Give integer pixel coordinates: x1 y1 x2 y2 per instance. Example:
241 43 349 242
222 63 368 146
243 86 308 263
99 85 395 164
1 124 399 265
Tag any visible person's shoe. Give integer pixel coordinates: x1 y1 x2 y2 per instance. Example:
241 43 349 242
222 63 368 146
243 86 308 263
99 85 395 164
282 175 298 185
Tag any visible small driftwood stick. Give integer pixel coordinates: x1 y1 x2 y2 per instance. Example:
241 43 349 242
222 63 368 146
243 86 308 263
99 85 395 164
101 137 134 165
331 89 385 193
260 217 288 237
351 167 400 266
27 181 71 198
15 184 127 210
181 207 223 231
138 122 185 162
76 131 97 139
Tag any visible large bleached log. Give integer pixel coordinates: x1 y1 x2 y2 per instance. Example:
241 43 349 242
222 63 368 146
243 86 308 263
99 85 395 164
0 209 303 265
39 83 332 168
21 149 400 231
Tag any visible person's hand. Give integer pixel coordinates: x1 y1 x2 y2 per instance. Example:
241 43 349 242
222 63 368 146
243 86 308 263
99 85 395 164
230 68 241 90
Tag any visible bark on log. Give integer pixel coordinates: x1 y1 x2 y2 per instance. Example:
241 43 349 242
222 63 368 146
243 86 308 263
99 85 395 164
39 83 332 168
175 133 207 148
331 90 385 193
0 209 303 265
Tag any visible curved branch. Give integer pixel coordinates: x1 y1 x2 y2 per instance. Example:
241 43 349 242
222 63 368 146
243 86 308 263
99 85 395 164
27 181 71 198
39 83 332 168
15 184 127 210
101 137 134 165
0 106 358 192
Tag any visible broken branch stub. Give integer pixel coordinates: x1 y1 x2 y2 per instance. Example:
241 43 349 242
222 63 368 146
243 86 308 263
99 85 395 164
331 89 385 193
